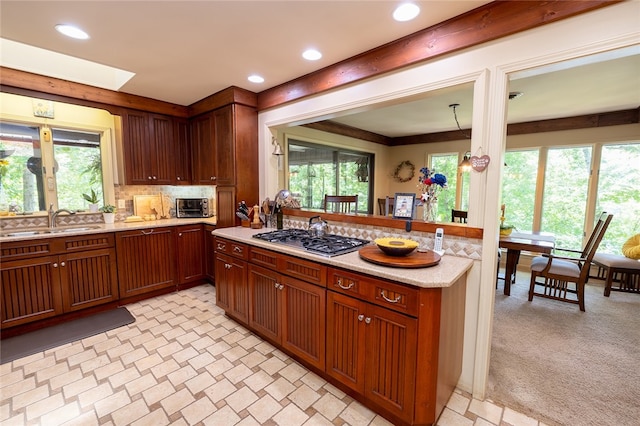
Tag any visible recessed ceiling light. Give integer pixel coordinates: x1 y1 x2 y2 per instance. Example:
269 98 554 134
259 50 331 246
248 75 264 83
393 3 420 22
302 49 322 61
55 24 90 40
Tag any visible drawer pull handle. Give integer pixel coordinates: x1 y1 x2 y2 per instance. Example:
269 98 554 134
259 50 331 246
337 278 354 290
217 243 225 250
60 262 65 267
141 229 154 235
278 284 284 290
225 263 231 269
357 314 364 322
364 317 371 324
274 282 279 288
233 246 242 252
380 290 401 303
53 262 58 268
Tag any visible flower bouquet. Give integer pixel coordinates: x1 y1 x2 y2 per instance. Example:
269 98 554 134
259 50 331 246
418 167 447 222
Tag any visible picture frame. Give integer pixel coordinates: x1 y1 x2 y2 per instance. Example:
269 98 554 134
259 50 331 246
392 193 416 219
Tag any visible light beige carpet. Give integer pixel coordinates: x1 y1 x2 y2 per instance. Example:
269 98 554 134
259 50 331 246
489 273 640 426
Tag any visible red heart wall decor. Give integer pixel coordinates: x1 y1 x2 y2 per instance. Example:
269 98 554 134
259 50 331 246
470 155 491 172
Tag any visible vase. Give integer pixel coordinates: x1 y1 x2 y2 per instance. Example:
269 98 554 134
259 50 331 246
102 212 115 224
422 199 437 222
89 203 99 213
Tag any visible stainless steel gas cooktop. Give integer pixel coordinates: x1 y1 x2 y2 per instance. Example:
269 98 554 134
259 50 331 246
252 229 370 257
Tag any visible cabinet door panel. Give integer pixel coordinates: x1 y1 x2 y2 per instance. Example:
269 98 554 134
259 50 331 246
214 253 233 311
214 106 235 185
326 291 365 393
282 275 326 370
176 225 205 284
191 113 217 184
205 225 216 281
248 264 281 343
216 186 237 228
150 114 174 184
1 256 63 328
123 111 151 184
365 304 417 421
60 248 118 312
116 228 176 298
175 119 191 184
230 258 249 324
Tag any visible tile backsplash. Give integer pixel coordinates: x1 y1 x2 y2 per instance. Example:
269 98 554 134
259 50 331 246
0 185 216 231
114 184 216 217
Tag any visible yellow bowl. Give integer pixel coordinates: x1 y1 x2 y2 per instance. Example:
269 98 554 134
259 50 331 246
374 237 418 256
500 227 513 236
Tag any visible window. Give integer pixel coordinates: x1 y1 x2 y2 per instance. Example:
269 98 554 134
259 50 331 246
430 153 458 222
500 142 640 254
596 143 640 253
287 139 373 213
541 146 592 249
0 121 105 213
501 149 540 232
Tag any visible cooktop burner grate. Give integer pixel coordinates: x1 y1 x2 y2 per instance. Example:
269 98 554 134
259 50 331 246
253 229 370 257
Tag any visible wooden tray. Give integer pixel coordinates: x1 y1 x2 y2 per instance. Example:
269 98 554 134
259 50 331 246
358 245 441 268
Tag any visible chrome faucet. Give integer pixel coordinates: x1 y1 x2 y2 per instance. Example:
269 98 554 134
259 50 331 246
48 203 76 228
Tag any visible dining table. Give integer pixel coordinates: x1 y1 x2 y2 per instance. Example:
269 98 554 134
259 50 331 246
498 233 555 295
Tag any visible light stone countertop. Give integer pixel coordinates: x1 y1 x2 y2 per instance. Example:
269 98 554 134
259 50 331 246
0 217 217 242
214 227 473 289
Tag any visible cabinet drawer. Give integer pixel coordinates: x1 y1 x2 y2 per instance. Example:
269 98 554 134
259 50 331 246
328 268 418 316
214 237 248 260
62 233 115 252
249 247 327 287
249 246 278 269
276 254 327 287
0 238 55 262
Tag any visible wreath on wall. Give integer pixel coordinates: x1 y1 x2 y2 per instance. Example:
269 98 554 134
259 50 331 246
392 160 415 183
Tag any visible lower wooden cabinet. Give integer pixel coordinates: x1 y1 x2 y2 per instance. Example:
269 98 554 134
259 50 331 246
176 224 205 285
116 227 176 298
327 290 417 422
204 225 216 281
1 254 63 328
214 252 249 324
1 234 118 329
248 263 326 370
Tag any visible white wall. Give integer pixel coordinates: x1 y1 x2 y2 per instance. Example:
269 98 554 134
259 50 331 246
258 2 640 398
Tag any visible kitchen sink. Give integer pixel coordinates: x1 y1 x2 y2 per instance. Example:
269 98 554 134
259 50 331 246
2 225 102 237
47 226 102 233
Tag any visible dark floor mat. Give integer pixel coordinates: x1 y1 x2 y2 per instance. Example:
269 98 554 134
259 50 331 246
1 307 135 364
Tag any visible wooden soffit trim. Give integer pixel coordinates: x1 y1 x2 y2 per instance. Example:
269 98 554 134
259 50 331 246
257 1 619 111
308 109 638 146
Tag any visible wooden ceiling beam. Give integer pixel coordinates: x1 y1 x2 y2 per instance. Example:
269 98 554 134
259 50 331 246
257 1 619 110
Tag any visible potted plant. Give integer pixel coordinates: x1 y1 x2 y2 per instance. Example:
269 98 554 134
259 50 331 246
82 189 100 212
100 204 116 224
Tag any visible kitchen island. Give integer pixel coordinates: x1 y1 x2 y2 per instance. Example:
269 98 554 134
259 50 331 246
213 226 472 426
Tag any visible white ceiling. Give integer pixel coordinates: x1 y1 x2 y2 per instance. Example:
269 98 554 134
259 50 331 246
1 1 638 136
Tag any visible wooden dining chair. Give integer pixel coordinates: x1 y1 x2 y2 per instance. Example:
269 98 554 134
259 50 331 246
451 209 468 223
377 197 394 216
323 195 358 213
528 212 613 311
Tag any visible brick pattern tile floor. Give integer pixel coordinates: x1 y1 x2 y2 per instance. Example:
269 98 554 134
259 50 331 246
0 285 545 426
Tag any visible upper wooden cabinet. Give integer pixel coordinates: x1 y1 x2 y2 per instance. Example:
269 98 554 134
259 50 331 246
122 110 184 185
190 103 258 227
190 103 256 187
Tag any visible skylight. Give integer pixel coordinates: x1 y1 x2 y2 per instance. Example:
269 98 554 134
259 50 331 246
0 38 135 92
